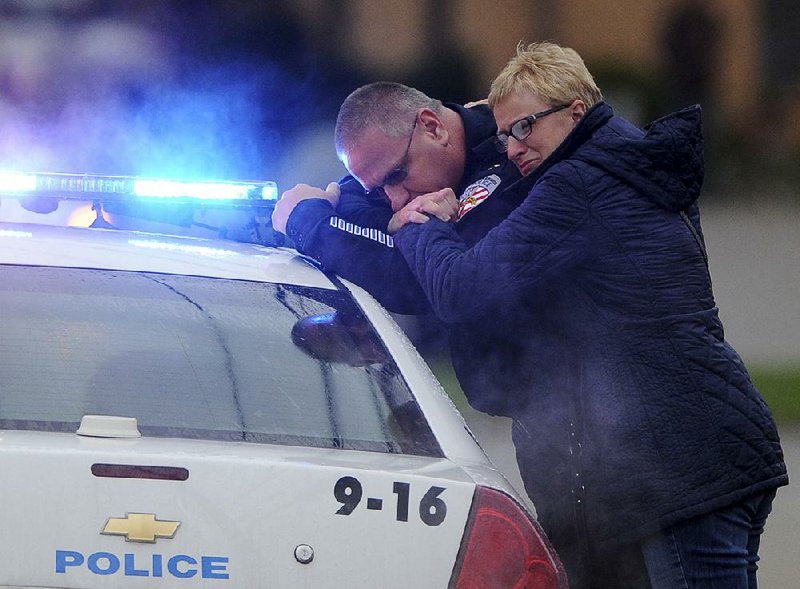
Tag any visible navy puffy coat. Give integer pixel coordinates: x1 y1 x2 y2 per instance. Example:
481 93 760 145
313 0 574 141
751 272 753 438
395 102 788 552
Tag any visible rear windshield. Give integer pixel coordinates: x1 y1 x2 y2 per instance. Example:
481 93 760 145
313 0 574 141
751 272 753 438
0 265 440 457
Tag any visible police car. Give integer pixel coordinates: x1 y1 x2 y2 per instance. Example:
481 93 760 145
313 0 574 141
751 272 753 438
0 173 567 588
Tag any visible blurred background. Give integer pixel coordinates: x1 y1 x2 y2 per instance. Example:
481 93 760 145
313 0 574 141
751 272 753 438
1 0 798 195
0 0 796 585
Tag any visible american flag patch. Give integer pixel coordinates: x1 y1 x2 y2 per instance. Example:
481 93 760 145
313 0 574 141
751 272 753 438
458 174 501 220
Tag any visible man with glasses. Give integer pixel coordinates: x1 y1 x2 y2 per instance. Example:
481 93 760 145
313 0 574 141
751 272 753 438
271 81 522 314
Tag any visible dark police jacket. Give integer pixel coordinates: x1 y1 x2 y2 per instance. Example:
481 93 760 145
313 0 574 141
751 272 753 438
394 102 789 552
284 103 521 314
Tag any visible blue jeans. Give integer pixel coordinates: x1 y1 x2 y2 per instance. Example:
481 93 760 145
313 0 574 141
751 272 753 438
641 490 777 589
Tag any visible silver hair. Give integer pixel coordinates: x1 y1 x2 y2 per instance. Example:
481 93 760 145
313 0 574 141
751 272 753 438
335 82 442 156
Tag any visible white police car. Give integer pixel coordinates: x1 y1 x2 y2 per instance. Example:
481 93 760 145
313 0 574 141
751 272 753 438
0 173 567 588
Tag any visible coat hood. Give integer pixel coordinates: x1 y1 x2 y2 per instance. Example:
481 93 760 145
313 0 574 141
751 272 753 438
570 103 705 212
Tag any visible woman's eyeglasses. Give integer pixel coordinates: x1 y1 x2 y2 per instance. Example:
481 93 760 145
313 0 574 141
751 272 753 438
493 104 571 153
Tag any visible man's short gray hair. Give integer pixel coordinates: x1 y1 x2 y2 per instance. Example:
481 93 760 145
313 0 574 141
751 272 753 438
335 82 442 157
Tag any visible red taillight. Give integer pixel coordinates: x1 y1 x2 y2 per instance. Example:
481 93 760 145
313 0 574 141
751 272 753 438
449 486 568 588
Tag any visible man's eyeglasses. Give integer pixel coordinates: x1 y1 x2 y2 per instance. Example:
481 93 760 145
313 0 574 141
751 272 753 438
369 116 418 197
493 104 571 153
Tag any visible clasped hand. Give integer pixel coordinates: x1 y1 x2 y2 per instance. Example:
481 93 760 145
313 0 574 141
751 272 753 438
271 182 341 234
388 188 459 234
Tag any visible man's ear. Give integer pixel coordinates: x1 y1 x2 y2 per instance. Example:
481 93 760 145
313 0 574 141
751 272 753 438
418 108 448 144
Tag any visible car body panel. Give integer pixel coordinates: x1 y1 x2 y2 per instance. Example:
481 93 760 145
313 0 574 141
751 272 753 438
0 432 480 588
0 222 334 288
0 219 538 588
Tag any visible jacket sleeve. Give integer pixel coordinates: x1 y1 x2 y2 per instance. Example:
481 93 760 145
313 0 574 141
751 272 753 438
394 164 588 323
285 182 431 315
334 176 394 228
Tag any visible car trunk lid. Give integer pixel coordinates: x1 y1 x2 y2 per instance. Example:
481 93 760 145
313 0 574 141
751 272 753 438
0 430 476 588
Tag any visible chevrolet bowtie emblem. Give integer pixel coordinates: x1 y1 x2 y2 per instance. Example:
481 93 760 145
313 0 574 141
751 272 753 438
102 513 180 543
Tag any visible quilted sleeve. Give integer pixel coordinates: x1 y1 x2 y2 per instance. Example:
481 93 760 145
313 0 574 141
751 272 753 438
394 164 588 323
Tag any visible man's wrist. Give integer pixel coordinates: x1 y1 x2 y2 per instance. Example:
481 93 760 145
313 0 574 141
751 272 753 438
285 198 336 249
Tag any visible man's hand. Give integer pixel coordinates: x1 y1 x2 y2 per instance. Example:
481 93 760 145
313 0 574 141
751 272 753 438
387 188 459 234
271 182 341 234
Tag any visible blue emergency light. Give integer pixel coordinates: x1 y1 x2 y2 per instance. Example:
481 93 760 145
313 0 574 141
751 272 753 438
0 172 278 206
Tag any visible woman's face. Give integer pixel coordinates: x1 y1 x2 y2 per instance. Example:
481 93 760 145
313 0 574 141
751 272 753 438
493 91 583 176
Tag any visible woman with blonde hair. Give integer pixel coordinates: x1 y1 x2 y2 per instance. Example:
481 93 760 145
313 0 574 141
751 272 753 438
395 42 787 588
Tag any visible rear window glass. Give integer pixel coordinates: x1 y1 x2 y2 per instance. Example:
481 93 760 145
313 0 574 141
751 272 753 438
0 265 440 457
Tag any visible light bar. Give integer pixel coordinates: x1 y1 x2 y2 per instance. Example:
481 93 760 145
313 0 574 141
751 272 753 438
0 173 37 192
0 172 278 206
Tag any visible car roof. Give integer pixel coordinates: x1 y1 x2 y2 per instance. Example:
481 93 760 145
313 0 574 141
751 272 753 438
0 221 337 288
